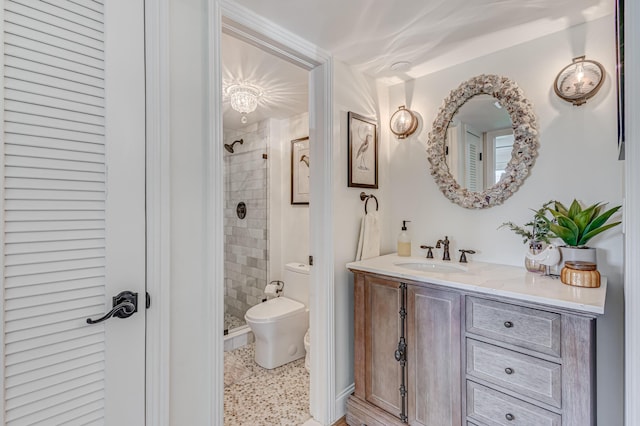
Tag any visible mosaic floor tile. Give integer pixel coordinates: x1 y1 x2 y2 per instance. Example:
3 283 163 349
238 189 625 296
224 344 310 425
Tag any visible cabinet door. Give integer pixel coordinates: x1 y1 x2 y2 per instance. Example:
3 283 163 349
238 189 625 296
362 275 403 417
407 285 462 426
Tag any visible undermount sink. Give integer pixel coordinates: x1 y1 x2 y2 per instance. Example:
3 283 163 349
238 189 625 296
394 260 468 273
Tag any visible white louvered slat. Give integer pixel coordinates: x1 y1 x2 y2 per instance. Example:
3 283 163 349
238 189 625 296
3 10 103 52
5 279 103 300
5 100 105 127
5 257 106 280
2 1 110 423
5 166 105 182
4 363 104 406
41 0 104 23
6 1 103 39
4 305 105 338
5 187 105 201
3 21 103 60
5 177 105 192
27 398 105 426
67 0 104 15
4 267 105 291
5 112 105 135
6 390 103 425
5 327 104 357
5 122 104 144
5 142 105 163
5 220 105 234
10 0 104 32
6 79 104 108
4 351 104 388
5 370 103 410
5 286 104 311
4 89 104 117
5 63 104 97
5 32 104 70
4 239 105 256
6 341 105 378
4 44 103 79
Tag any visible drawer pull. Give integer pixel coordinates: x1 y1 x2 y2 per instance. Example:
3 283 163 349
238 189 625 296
504 320 514 328
504 367 514 375
505 413 515 421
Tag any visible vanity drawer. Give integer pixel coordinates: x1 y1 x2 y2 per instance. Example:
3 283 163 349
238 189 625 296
467 339 562 408
467 381 561 426
466 297 561 356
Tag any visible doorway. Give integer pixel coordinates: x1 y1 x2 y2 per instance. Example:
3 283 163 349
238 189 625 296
209 2 336 424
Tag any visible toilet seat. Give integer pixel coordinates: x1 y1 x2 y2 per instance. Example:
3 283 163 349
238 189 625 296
245 297 305 324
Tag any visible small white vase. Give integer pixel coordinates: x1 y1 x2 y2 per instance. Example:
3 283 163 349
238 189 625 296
559 246 597 267
524 241 546 274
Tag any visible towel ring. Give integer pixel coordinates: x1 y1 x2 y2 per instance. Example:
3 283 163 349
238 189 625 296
360 192 379 214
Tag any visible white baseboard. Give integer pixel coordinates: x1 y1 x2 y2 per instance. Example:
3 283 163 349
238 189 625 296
334 383 355 421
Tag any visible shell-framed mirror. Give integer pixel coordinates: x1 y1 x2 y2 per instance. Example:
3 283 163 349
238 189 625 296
427 74 539 209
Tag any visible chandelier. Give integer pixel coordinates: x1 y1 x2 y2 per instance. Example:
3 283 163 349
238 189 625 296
227 84 262 114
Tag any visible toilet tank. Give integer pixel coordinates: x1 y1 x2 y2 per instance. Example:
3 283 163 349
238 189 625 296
283 262 310 306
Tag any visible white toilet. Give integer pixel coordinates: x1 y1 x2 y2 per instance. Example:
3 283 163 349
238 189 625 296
245 262 310 369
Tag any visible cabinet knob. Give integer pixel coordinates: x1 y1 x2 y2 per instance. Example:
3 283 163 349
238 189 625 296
505 367 514 375
504 320 514 328
505 413 515 421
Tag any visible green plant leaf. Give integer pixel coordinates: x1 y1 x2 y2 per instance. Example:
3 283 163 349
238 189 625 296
573 204 599 235
549 223 578 246
554 201 569 216
568 199 582 220
546 208 566 220
582 205 622 237
579 221 622 245
557 216 579 244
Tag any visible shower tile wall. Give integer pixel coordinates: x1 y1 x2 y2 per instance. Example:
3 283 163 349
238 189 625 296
224 121 269 327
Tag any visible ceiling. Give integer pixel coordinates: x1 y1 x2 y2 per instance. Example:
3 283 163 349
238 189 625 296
223 0 614 129
222 33 308 130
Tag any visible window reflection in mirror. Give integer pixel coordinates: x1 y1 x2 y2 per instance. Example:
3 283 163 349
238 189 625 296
444 94 514 191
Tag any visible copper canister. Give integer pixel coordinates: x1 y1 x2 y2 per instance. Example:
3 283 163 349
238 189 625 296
561 261 601 288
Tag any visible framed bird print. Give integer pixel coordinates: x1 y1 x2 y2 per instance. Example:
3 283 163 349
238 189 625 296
348 111 378 188
291 136 310 204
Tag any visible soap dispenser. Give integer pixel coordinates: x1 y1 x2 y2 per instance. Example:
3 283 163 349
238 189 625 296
397 220 411 257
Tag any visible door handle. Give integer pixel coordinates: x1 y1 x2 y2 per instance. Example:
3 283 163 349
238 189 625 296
86 291 138 324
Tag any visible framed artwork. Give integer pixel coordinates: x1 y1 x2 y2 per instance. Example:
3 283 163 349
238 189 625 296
291 137 310 205
348 111 378 188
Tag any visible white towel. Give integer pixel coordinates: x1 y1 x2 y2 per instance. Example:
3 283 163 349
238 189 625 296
355 210 381 261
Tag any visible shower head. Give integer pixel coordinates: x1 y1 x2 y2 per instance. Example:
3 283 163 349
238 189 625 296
224 139 243 153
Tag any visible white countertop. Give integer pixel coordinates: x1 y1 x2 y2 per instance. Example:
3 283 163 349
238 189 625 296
347 254 607 315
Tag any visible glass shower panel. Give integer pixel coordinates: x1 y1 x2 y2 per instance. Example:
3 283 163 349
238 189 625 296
223 122 268 334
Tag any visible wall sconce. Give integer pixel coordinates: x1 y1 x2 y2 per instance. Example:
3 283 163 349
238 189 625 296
389 106 418 139
227 83 262 123
553 56 605 106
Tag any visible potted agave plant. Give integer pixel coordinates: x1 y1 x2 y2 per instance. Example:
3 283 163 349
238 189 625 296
542 199 622 267
499 203 552 273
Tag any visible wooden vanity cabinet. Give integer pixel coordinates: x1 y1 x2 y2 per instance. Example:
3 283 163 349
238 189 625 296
407 285 462 425
347 270 598 426
349 272 462 426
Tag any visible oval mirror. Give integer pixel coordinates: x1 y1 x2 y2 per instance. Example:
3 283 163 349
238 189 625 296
427 75 539 209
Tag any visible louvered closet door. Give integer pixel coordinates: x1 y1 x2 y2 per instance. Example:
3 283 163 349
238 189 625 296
1 1 146 425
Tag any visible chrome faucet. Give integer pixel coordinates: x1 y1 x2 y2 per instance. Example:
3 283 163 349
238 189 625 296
436 236 451 261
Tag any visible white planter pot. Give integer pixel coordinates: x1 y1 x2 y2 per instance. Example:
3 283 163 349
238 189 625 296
559 246 597 266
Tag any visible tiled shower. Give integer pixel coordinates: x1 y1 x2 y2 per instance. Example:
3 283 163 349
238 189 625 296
223 121 269 333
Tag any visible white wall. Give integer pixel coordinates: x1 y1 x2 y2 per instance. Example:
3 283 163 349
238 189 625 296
387 16 623 425
169 0 210 424
332 60 393 401
268 113 310 282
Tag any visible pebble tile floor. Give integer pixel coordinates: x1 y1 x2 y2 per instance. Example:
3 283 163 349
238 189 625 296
224 312 246 331
224 344 311 425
